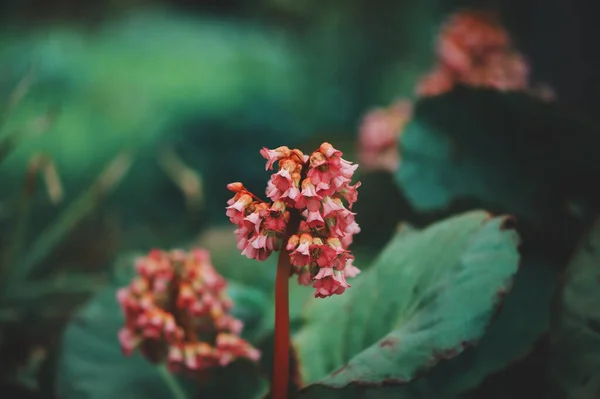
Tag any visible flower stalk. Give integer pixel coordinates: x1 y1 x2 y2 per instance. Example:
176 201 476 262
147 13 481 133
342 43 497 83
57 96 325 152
272 210 301 399
225 142 363 397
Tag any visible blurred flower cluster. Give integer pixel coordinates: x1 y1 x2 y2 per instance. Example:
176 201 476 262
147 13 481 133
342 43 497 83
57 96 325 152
117 249 259 374
356 10 558 176
226 143 361 298
357 99 413 172
417 10 554 99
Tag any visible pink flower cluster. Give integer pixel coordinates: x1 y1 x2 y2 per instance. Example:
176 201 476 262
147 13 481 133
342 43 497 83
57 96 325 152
226 143 362 298
357 99 413 173
117 248 260 374
416 10 555 100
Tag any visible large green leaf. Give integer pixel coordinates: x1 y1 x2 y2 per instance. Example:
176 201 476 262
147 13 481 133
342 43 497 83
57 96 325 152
396 86 600 232
549 217 600 398
56 257 267 399
415 249 559 398
294 210 520 390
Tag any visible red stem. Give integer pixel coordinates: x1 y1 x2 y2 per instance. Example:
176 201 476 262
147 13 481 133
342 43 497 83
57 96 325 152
272 246 291 399
272 210 300 399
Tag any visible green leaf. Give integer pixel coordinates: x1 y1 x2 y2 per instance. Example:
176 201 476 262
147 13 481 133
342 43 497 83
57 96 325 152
415 249 559 397
294 210 520 390
396 86 600 229
298 251 558 399
56 272 266 399
549 218 600 398
228 281 272 342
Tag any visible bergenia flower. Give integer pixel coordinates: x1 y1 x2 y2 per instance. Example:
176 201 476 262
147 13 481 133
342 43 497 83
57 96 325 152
416 9 555 100
117 248 260 375
357 99 413 173
225 142 362 298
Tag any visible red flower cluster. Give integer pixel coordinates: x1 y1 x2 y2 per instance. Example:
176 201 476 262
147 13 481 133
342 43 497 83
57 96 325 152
226 143 361 298
117 248 260 374
357 99 413 173
416 10 553 98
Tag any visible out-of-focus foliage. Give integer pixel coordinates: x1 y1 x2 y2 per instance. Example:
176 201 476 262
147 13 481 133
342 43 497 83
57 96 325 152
549 217 600 398
0 70 134 398
396 86 600 237
0 11 307 176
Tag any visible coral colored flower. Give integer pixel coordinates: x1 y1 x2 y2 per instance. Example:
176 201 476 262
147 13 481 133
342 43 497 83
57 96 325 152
226 142 362 298
117 248 260 374
437 10 510 74
357 12 555 177
313 268 350 298
463 51 529 91
416 67 456 97
357 99 413 173
415 9 555 100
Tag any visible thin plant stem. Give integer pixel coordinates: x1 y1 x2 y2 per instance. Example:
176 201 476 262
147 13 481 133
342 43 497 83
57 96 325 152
157 146 204 215
1 154 62 279
273 246 292 399
272 211 301 399
0 151 133 297
158 364 188 399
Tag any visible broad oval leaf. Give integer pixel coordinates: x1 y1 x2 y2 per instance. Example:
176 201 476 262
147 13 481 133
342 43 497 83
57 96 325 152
294 210 520 389
396 86 600 231
416 249 559 397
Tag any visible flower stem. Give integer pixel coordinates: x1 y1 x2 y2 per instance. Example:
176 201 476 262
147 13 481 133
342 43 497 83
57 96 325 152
158 364 188 399
273 246 291 399
272 210 301 399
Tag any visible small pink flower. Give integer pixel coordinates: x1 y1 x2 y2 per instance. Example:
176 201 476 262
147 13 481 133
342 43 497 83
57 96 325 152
322 196 345 217
286 234 300 251
118 328 139 356
267 168 293 200
290 234 312 267
309 238 338 268
263 201 288 233
416 67 456 97
293 178 321 209
314 266 334 280
226 182 245 193
343 259 361 278
312 270 350 298
244 212 263 233
357 99 414 173
226 193 252 213
260 146 291 170
319 142 342 158
339 182 361 208
304 198 325 228
437 10 510 74
242 232 274 261
296 266 313 286
216 333 261 364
